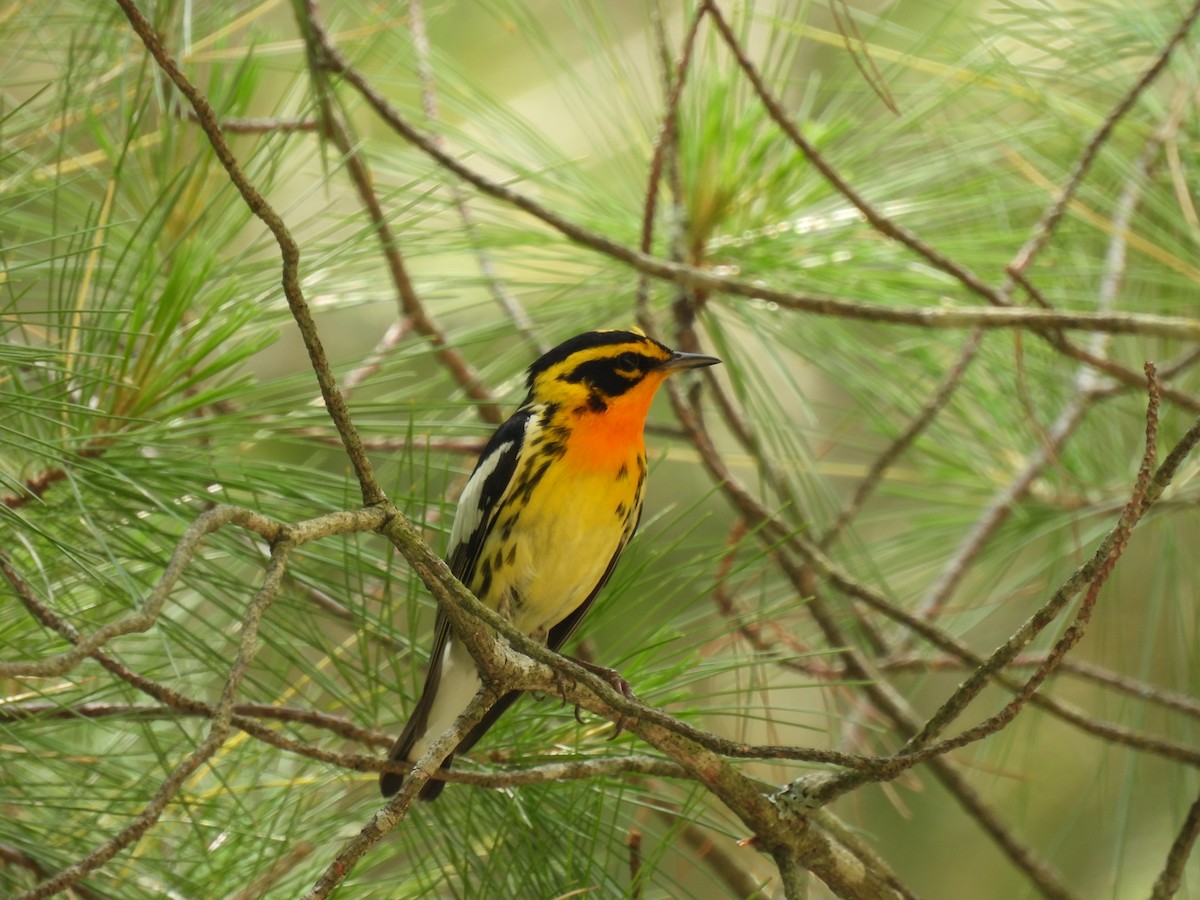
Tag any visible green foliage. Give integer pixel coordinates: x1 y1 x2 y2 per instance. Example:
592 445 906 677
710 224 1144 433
3 0 1200 898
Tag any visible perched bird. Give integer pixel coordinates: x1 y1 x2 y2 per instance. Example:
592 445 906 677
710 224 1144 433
380 328 720 800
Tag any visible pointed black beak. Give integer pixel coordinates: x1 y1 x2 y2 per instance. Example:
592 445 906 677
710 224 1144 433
660 350 722 373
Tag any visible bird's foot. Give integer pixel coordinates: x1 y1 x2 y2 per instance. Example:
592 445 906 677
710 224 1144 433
564 655 635 740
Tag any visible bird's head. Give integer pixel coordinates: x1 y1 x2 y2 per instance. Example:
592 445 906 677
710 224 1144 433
525 328 720 416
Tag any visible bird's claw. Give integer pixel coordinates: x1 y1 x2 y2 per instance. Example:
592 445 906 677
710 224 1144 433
565 656 635 739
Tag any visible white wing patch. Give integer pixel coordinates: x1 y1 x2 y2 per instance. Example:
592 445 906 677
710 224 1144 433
447 438 514 557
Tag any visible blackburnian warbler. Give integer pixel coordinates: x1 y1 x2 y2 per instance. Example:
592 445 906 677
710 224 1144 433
380 328 720 800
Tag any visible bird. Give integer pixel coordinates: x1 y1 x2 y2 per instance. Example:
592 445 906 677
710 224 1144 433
380 328 720 800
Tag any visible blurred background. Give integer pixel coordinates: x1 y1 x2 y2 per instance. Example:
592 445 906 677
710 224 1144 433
3 0 1199 897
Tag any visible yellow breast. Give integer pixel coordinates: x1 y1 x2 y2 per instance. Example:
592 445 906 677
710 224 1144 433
470 419 647 638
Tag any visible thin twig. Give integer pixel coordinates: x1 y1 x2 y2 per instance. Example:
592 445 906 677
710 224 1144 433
113 0 382 505
829 0 899 115
407 0 544 354
183 109 318 133
337 316 414 397
880 654 1200 720
294 4 501 425
646 803 767 899
1007 0 1200 277
2 447 104 509
0 844 109 900
636 2 706 314
628 829 644 899
821 328 985 550
915 395 1094 621
304 690 494 899
0 701 379 743
1150 790 1200 900
301 431 488 454
229 843 315 900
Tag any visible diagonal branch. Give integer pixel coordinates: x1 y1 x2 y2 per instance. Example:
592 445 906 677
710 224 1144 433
113 0 382 506
1007 0 1200 277
1151 790 1200 900
293 3 502 424
16 542 292 900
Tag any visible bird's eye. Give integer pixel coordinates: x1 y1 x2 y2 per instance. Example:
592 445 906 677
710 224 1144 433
617 352 638 371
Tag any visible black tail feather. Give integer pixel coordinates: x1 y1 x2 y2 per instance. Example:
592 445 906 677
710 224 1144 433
379 690 523 801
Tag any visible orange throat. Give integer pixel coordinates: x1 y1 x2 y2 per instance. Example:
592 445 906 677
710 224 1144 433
563 374 664 472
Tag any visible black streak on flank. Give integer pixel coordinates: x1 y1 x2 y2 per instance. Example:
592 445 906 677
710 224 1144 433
507 587 523 613
476 557 493 599
616 462 629 481
615 500 627 519
515 458 552 502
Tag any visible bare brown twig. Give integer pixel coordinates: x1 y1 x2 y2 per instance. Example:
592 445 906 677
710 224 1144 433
294 4 501 426
0 844 108 900
636 1 706 316
182 109 318 133
1151 790 1200 900
820 328 985 550
1007 0 1200 278
111 0 382 507
406 0 544 355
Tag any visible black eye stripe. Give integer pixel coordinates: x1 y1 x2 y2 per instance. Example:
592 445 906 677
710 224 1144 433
561 354 654 398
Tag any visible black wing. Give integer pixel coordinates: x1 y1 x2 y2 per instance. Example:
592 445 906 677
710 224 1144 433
380 407 533 798
445 407 534 585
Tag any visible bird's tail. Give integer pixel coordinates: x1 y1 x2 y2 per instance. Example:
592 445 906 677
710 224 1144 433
380 687 524 801
380 636 482 800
